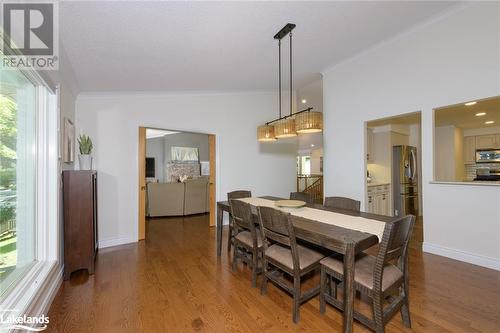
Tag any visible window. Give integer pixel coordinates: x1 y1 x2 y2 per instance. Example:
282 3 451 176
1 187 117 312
0 58 58 319
297 156 311 175
0 68 37 295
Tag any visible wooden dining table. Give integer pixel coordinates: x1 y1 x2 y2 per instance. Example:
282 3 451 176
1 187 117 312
216 196 396 333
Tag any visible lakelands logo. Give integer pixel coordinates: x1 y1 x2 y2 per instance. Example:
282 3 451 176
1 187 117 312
0 309 49 331
1 1 59 70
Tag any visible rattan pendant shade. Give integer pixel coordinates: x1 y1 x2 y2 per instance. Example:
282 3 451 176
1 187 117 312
257 124 277 141
295 111 323 133
274 118 297 138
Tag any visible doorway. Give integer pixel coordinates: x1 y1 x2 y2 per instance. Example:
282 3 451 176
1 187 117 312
138 127 216 240
365 112 423 248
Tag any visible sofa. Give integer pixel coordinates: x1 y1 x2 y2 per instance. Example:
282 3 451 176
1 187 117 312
147 178 209 217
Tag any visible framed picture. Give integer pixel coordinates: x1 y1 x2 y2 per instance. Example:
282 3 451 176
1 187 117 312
63 118 75 163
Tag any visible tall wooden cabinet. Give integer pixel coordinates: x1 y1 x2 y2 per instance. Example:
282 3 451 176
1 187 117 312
63 171 98 280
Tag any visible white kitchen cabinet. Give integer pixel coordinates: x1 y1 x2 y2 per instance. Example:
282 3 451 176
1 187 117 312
475 135 497 149
367 184 390 216
463 136 476 164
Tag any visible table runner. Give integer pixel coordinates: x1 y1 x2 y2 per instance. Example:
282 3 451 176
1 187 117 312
237 197 385 241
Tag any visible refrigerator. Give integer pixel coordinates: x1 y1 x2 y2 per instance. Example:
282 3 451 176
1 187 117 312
392 145 419 217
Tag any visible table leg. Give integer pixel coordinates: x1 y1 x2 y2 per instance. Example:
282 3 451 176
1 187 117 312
343 244 355 333
216 204 223 256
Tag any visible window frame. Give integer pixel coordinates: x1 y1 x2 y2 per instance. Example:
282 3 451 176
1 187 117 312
0 65 59 319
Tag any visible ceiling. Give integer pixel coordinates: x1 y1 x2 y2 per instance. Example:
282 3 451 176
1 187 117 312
146 129 178 139
59 1 458 92
435 96 500 129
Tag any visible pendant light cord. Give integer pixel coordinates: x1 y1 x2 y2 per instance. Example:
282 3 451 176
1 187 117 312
278 39 282 119
289 32 293 116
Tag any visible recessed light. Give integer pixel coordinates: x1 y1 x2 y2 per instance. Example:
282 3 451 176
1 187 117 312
465 101 477 106
475 112 486 116
310 144 315 148
485 120 495 125
301 99 307 104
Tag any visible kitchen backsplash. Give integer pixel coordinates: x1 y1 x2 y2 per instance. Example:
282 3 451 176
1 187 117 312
464 163 497 181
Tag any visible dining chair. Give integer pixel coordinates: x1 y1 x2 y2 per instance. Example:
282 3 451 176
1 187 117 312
257 206 324 323
227 190 252 252
289 192 314 204
324 196 361 212
319 214 416 333
229 199 263 288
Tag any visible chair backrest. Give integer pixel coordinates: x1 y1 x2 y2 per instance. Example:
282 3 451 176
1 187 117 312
373 215 415 290
289 192 313 204
324 196 361 212
229 199 255 234
228 190 252 201
257 207 299 268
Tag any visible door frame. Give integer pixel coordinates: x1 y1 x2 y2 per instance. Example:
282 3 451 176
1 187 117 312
138 127 217 240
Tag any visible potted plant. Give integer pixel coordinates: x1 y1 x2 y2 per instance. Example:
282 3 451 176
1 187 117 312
78 134 93 170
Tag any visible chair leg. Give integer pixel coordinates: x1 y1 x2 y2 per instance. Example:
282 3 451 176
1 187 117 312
400 285 412 328
292 276 301 324
232 243 237 272
260 257 268 295
251 249 258 288
227 223 233 252
319 267 327 314
372 295 385 333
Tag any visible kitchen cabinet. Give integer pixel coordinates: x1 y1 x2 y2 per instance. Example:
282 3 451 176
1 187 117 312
496 134 500 148
463 136 476 164
475 135 497 149
367 184 390 216
366 128 374 162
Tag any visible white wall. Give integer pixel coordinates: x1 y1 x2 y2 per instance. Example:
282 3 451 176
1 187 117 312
435 125 457 181
75 92 297 247
323 3 500 270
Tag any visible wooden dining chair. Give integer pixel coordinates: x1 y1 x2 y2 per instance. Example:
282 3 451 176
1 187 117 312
289 192 314 204
257 206 325 323
319 215 416 333
229 199 263 287
227 190 252 252
324 196 361 212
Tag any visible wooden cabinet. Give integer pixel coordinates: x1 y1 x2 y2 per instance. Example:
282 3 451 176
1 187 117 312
475 135 497 149
496 134 500 148
367 184 390 216
63 171 98 280
463 136 476 164
366 128 374 162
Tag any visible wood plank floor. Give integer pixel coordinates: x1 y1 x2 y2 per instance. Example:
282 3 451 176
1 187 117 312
46 214 500 332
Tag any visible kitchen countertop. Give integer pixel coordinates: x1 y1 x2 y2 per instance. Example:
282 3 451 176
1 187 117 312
430 180 500 186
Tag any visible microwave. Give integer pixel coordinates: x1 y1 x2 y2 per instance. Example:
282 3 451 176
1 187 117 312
476 149 500 163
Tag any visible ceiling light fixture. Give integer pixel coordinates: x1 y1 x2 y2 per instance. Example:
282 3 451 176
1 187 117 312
485 120 495 124
475 112 486 116
257 23 323 142
465 101 477 106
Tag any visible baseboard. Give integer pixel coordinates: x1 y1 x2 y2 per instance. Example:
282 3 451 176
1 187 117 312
98 235 136 249
423 242 500 271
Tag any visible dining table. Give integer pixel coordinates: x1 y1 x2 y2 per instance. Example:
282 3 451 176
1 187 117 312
216 196 396 333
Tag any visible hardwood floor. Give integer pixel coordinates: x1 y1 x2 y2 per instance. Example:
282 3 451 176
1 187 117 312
47 214 500 332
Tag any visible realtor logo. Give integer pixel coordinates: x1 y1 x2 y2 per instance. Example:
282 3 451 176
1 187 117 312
1 1 59 69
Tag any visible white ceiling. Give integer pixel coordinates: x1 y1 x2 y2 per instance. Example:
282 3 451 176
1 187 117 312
60 1 459 92
146 128 178 139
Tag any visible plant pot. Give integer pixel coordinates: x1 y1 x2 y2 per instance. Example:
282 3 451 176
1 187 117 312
79 155 93 170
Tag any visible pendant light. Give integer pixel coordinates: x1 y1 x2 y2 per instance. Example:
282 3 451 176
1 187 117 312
257 124 276 141
258 23 323 141
274 24 297 139
295 111 323 133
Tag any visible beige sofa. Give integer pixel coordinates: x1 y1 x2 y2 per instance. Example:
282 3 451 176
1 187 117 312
147 179 209 217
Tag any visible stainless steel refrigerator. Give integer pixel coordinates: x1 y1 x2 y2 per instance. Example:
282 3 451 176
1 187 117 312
392 145 418 217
